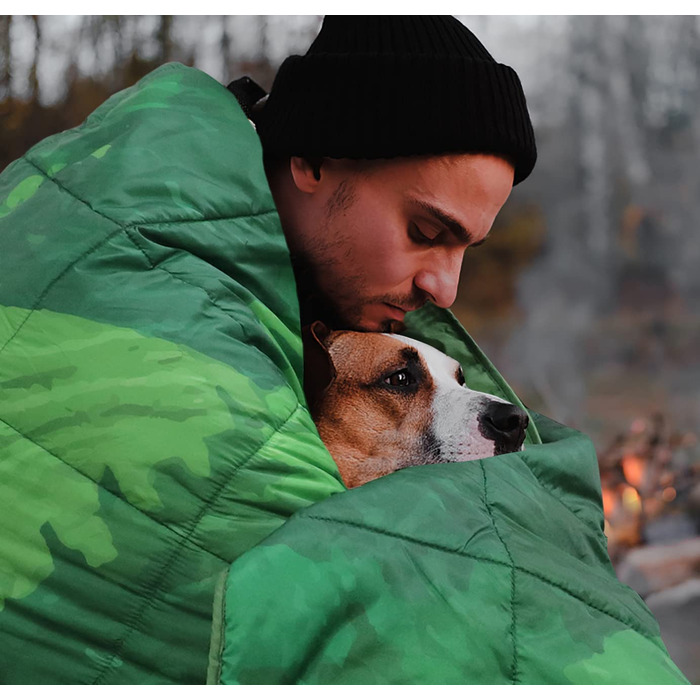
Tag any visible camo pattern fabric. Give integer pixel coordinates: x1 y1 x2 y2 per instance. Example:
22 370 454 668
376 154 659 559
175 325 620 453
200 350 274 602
214 413 688 685
0 63 344 683
0 62 687 686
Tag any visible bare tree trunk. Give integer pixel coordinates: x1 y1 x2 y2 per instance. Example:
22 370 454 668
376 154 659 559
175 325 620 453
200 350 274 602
157 15 173 63
29 15 41 104
256 16 268 61
0 15 11 100
105 15 125 89
604 16 651 189
220 16 231 80
684 16 700 149
570 16 611 260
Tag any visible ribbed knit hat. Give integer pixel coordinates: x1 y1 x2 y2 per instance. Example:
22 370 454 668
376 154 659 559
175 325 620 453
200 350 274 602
253 15 537 185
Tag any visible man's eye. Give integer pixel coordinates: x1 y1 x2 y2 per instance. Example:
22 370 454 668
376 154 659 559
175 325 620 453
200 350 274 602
385 369 416 387
409 222 436 244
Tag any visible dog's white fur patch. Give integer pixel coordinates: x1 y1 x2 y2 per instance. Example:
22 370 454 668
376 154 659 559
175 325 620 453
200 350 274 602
389 334 513 461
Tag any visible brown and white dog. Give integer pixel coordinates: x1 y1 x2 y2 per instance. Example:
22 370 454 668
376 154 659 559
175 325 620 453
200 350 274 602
304 322 529 488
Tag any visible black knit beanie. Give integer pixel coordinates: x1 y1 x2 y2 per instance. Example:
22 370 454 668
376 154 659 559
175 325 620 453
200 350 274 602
253 15 537 185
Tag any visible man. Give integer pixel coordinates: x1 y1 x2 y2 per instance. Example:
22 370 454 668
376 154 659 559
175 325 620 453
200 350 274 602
247 15 534 334
0 16 687 684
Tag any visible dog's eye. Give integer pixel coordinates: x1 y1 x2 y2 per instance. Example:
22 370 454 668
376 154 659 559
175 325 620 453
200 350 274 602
457 367 466 386
385 369 416 387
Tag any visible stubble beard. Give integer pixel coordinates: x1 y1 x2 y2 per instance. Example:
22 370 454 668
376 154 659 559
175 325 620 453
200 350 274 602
289 176 424 333
290 245 373 331
289 177 369 331
292 246 422 333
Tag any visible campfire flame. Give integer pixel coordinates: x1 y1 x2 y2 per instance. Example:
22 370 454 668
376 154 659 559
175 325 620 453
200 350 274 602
621 455 644 489
621 485 642 513
597 413 698 562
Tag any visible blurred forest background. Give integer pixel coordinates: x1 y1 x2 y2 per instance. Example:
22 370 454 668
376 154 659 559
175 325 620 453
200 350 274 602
1 15 699 679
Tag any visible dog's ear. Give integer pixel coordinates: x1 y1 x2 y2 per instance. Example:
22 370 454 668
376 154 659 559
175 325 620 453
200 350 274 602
302 321 337 418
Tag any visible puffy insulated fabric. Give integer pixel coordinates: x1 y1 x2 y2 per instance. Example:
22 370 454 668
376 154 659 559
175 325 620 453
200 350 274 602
0 62 687 685
213 411 688 684
0 63 344 683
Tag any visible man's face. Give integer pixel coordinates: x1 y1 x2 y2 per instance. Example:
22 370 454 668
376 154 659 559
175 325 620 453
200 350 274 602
283 153 515 332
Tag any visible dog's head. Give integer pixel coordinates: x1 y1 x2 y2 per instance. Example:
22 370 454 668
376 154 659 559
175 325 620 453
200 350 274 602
304 322 529 488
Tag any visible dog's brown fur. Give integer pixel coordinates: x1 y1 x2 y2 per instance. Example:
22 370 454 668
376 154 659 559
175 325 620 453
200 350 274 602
304 322 528 489
311 330 438 487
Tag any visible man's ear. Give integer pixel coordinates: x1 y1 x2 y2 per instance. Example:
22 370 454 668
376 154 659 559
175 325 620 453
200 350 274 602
302 321 337 418
290 157 323 193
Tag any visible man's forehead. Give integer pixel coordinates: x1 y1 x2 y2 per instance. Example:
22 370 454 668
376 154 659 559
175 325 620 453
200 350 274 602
406 154 515 219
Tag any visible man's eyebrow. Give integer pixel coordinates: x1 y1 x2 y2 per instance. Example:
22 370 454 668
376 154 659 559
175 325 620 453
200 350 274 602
409 198 479 245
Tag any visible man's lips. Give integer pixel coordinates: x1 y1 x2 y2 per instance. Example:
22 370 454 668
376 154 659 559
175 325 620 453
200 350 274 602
384 303 413 319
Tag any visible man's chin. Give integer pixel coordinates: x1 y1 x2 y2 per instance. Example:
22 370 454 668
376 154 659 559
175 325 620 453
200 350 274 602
351 314 406 334
326 302 408 333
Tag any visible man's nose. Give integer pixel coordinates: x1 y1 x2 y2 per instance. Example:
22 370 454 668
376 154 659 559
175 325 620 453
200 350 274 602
413 250 463 309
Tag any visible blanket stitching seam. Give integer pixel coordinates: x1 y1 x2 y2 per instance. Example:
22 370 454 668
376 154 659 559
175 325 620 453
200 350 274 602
305 514 512 566
0 223 297 552
1 160 274 360
91 401 303 684
120 226 310 409
0 415 230 566
22 155 124 227
303 514 659 643
0 226 126 356
480 461 519 685
1 190 291 406
121 227 264 366
137 209 279 226
428 313 610 535
22 154 278 226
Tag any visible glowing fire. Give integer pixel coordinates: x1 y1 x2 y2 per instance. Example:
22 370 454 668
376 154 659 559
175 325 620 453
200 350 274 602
601 487 617 518
621 486 642 513
598 416 695 562
621 454 645 489
662 486 676 503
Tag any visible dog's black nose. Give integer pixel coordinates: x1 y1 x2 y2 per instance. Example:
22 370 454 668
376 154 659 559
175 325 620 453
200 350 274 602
479 401 529 454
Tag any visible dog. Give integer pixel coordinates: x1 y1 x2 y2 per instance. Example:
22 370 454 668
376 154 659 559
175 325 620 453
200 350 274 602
304 322 529 488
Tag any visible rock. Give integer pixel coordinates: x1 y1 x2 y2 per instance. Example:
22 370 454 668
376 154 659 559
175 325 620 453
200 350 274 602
645 578 700 684
616 537 700 598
